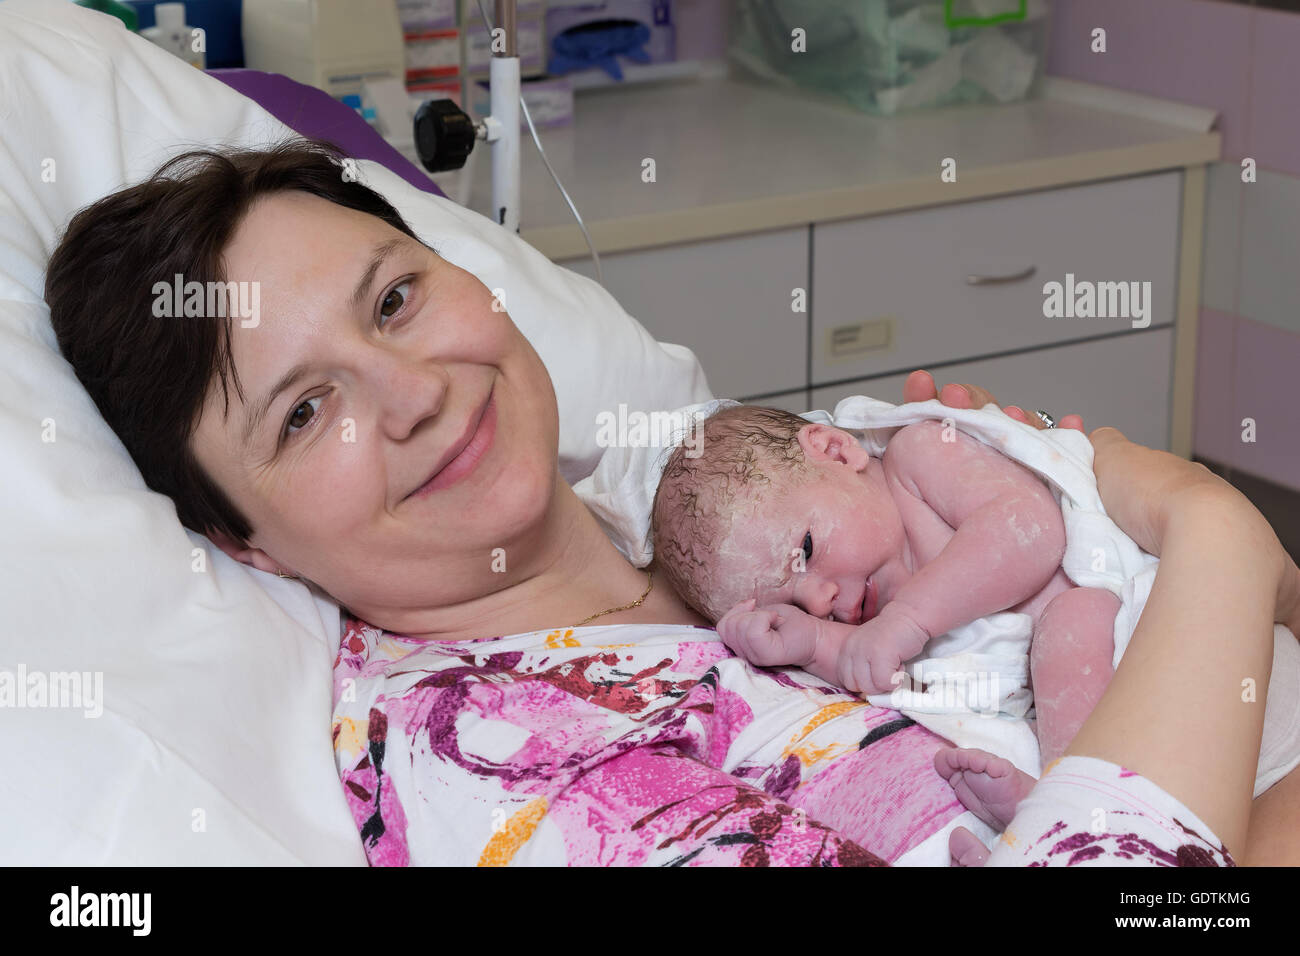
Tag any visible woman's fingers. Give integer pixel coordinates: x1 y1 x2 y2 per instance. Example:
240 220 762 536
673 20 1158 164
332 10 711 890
902 371 998 409
905 369 1086 432
902 370 937 403
1003 405 1082 432
945 382 998 410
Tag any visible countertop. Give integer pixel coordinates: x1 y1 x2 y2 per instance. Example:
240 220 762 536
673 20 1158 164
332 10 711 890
440 72 1221 260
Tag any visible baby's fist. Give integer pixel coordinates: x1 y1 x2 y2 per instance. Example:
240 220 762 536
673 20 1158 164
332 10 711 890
836 608 930 695
716 601 818 670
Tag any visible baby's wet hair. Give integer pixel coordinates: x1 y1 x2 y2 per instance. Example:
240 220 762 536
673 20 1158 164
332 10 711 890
651 404 815 621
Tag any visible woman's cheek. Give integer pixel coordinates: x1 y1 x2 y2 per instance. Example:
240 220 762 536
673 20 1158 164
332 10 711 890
311 439 380 529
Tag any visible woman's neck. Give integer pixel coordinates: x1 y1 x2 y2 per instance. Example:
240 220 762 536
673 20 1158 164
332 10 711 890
384 480 709 642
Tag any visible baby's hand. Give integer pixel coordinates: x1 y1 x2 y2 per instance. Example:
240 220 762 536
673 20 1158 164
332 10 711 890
836 604 931 695
716 599 823 671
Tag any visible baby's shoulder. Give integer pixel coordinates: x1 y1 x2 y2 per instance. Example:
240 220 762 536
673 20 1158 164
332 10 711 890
882 419 1007 478
882 419 958 462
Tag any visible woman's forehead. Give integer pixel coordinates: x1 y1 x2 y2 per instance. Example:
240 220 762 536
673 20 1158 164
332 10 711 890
226 192 389 272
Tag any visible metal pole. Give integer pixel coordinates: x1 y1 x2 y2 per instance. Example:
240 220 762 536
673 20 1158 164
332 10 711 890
490 0 520 231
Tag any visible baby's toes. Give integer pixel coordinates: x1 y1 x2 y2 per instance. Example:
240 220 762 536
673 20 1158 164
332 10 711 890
934 746 1002 778
934 747 964 780
958 748 1016 779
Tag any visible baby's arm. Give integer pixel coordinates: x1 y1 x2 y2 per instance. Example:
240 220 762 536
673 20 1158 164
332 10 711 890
880 420 1066 643
718 421 1067 694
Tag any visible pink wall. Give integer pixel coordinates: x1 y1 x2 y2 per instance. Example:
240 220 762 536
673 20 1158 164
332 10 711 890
1048 0 1300 488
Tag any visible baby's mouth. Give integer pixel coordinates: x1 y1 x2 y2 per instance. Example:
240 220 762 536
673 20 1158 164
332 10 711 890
860 578 876 624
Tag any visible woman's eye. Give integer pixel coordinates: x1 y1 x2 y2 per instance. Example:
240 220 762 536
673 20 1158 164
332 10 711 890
801 532 814 562
284 395 323 439
379 280 412 324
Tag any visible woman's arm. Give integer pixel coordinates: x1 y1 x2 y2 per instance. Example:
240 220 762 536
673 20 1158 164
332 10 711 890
910 365 1291 860
1063 433 1285 858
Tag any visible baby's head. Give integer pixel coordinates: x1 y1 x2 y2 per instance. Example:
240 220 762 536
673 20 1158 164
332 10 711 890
651 404 900 624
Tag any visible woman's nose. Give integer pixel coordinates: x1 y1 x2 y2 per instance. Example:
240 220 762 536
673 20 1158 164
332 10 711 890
371 352 450 438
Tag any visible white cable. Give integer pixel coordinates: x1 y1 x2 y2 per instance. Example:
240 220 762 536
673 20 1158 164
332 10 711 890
475 0 603 286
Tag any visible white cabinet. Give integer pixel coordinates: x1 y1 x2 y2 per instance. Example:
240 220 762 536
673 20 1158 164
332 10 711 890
811 329 1175 451
558 227 809 401
558 171 1187 452
810 172 1181 383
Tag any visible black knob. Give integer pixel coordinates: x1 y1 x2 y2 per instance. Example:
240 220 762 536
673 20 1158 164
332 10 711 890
413 99 477 172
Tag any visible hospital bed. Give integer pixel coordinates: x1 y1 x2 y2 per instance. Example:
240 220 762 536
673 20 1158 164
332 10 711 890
0 0 711 864
16 1 1279 868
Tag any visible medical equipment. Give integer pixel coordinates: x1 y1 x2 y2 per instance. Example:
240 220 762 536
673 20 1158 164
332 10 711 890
413 0 604 283
241 0 406 101
141 2 204 69
545 0 676 80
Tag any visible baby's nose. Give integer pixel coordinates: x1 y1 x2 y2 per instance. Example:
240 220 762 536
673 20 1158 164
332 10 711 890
800 577 839 617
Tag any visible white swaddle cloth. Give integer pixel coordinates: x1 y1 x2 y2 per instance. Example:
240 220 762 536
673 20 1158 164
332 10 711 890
574 396 1300 795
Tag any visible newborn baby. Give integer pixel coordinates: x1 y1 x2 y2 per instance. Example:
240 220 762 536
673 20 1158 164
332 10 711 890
650 403 1121 774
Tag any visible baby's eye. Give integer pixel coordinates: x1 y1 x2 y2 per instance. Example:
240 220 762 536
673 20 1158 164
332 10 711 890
801 532 814 562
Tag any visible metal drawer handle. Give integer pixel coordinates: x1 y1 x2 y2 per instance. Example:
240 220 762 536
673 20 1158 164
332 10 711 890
965 265 1037 285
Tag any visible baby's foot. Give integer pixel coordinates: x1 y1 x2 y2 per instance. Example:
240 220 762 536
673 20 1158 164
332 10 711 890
934 747 1036 831
949 826 991 867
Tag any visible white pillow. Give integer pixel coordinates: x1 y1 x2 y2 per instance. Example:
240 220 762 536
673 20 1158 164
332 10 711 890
0 0 711 864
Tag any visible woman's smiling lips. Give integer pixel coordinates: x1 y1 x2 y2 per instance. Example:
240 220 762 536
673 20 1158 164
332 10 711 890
405 389 496 501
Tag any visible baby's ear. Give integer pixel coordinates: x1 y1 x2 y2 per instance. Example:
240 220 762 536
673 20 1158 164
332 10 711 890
797 424 870 469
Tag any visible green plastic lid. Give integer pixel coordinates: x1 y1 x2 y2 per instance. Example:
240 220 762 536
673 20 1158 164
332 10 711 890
75 0 140 33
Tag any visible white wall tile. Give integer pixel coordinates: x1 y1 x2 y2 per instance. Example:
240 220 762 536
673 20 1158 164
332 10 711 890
1201 160 1244 314
1239 168 1300 336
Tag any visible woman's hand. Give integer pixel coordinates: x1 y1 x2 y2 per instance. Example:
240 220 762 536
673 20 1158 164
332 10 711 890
1089 426 1300 638
1087 425 1234 557
901 369 1085 432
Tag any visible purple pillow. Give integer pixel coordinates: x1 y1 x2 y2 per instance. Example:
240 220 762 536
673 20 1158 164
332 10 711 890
208 69 446 198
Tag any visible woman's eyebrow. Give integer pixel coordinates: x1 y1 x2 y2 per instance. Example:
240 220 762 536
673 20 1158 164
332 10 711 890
351 236 408 311
240 361 313 452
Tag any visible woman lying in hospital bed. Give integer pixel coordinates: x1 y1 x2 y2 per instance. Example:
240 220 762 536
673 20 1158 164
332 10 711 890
42 137 1300 866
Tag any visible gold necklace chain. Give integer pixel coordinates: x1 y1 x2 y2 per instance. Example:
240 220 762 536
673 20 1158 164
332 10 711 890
571 569 654 628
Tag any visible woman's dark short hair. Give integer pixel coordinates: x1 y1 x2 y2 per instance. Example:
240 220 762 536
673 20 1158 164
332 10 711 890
44 137 422 545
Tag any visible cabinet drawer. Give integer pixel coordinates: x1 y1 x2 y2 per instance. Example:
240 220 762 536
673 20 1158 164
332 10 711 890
810 329 1174 451
557 227 809 400
811 172 1181 384
745 389 811 414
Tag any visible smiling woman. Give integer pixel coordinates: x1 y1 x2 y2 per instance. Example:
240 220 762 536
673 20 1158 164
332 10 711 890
42 136 1300 869
44 136 706 644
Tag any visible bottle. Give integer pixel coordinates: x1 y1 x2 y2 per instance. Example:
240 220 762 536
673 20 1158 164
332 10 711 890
142 3 206 70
